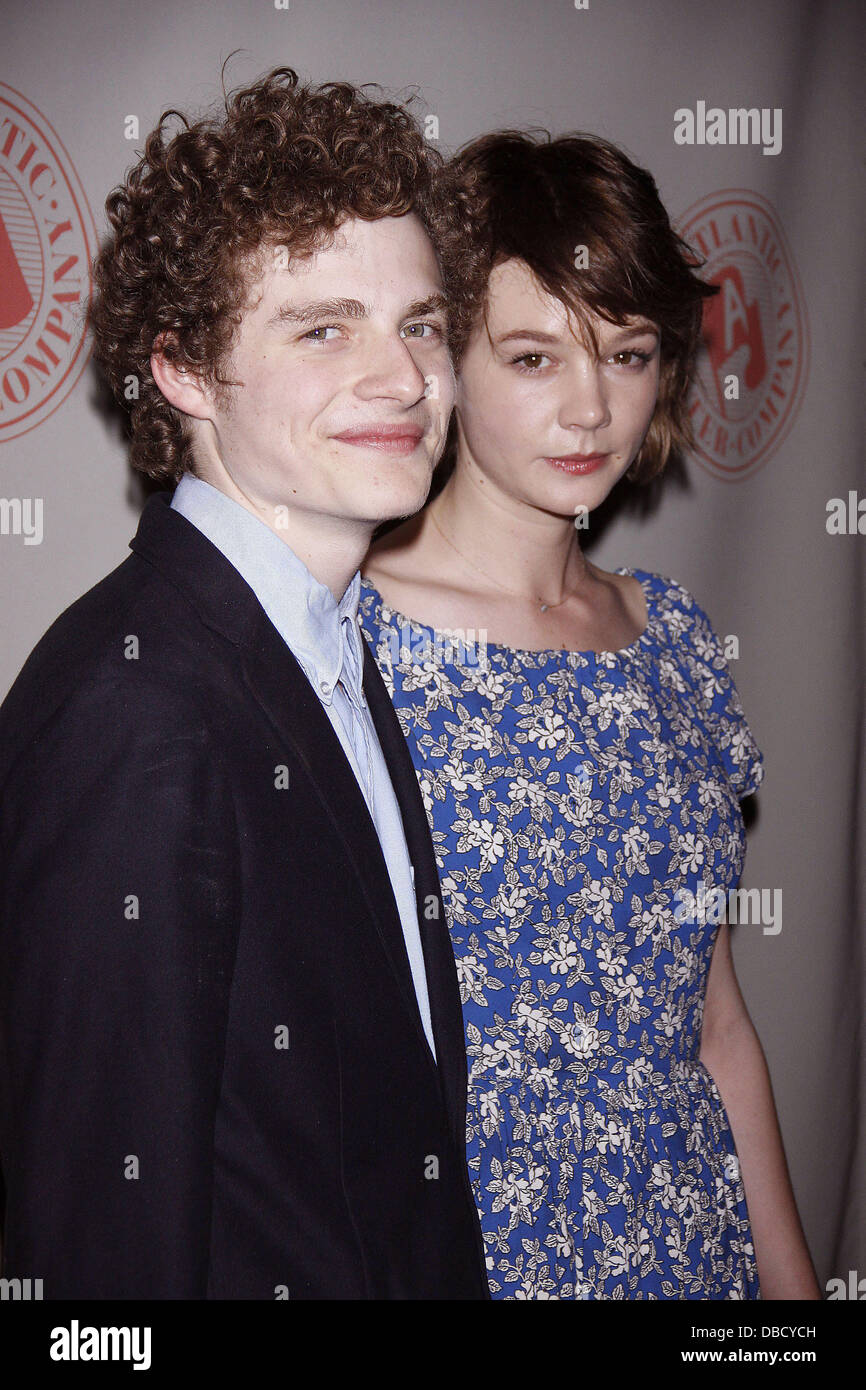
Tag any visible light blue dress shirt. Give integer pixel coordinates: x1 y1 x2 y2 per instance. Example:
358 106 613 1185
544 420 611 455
171 473 436 1060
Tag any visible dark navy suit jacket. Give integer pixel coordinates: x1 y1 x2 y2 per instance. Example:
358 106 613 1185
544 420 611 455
0 490 489 1299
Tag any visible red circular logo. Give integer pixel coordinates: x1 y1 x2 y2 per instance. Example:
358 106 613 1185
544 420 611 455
678 189 809 482
0 85 97 443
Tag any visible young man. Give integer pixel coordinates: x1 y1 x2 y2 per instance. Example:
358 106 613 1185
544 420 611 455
0 68 488 1300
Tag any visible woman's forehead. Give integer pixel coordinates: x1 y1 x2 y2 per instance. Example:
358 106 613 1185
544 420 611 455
483 261 656 341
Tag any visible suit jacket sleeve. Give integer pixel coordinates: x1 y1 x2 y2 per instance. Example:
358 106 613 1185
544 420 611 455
0 673 240 1298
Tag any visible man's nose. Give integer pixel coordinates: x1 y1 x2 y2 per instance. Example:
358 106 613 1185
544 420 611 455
354 330 430 404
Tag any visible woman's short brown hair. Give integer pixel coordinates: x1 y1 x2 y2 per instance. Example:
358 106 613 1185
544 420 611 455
441 130 717 483
89 66 467 484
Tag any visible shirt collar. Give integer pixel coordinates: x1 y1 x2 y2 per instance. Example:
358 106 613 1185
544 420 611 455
170 473 366 706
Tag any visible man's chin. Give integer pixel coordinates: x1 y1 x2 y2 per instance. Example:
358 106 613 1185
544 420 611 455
364 475 433 526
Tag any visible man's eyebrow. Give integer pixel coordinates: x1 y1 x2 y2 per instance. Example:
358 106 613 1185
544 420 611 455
403 293 449 319
267 297 369 328
267 292 449 329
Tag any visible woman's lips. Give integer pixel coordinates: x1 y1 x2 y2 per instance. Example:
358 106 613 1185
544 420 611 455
545 453 609 474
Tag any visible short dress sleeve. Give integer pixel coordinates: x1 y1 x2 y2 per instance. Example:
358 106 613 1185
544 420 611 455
663 576 766 800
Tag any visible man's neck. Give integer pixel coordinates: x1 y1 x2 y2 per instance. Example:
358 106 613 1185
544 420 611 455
190 467 368 604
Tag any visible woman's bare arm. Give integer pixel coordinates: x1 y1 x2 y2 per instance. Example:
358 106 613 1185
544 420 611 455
699 919 822 1300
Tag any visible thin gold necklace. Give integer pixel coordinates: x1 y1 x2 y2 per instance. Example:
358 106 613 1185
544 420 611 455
428 504 579 613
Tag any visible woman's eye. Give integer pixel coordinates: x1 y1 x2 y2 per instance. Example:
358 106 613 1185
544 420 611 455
609 349 650 367
511 352 550 372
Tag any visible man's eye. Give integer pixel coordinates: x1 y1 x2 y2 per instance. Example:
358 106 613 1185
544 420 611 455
301 325 341 342
402 321 442 340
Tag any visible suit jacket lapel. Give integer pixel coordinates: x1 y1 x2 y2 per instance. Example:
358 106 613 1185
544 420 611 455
239 610 442 1076
129 493 447 1092
361 642 469 1148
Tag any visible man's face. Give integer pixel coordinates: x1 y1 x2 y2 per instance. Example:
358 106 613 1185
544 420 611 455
197 213 454 529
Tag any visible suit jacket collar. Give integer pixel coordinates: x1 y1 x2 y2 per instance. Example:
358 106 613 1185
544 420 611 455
128 490 469 1145
169 472 366 706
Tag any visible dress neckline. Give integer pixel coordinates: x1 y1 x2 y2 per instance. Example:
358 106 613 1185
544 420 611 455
359 566 657 661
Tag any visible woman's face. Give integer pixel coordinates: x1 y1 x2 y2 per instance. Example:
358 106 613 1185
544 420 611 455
454 258 661 518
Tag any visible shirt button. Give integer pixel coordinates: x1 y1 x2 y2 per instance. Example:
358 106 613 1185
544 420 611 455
320 679 331 695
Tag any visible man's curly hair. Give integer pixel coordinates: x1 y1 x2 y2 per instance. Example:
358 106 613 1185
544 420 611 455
89 66 466 484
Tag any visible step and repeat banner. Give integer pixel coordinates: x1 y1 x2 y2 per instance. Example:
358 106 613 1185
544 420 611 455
1 0 862 1298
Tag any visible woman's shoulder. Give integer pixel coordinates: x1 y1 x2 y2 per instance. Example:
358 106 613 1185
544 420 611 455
358 562 436 633
626 568 725 653
632 568 765 796
626 566 701 610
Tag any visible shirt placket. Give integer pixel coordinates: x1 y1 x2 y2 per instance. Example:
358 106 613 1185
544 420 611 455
338 618 376 819
337 676 375 819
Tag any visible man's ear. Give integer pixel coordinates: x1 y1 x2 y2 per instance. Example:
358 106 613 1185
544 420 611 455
150 334 212 420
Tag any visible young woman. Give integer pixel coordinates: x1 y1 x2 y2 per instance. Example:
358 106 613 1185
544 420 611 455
359 131 820 1300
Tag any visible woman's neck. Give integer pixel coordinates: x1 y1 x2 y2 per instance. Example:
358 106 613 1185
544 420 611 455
428 457 591 607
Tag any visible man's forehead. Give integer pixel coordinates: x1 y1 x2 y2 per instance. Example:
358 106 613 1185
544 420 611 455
261 211 435 274
242 222 445 320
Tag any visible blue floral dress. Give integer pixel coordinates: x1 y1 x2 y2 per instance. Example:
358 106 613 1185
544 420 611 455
358 566 764 1300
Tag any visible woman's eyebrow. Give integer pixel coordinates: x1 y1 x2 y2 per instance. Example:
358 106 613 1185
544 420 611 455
604 324 660 345
495 328 563 345
495 324 660 347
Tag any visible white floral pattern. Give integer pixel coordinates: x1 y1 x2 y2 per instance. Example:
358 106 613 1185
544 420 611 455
359 567 764 1299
